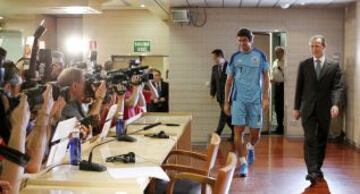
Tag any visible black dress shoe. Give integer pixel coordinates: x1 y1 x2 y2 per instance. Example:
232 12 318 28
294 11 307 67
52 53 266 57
271 130 284 135
274 126 284 135
305 174 317 185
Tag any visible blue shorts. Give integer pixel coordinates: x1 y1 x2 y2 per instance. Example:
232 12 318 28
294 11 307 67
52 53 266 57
231 100 263 129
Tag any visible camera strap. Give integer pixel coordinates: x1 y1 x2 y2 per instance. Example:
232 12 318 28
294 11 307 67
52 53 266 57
75 101 87 119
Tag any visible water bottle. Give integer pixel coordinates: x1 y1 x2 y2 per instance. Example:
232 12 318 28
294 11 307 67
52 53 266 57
115 116 125 139
69 131 81 165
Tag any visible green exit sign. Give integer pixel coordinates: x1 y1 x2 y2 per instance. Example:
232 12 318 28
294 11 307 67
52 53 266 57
134 41 151 53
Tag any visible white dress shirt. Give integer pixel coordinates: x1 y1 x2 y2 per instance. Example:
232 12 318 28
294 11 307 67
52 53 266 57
313 55 326 70
271 59 285 83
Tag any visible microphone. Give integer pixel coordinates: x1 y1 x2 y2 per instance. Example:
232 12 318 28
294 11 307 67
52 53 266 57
0 145 30 168
79 122 162 172
79 139 115 172
116 122 162 142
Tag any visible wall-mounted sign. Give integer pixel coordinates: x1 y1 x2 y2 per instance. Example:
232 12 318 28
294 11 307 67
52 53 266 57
134 40 150 53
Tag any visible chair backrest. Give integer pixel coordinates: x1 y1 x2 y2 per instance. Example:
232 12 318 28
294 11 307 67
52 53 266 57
204 133 221 175
213 152 237 194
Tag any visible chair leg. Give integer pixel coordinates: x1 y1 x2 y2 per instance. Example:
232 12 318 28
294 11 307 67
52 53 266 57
146 178 156 194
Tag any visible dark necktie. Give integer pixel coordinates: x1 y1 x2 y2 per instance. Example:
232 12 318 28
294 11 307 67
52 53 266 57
315 59 321 79
156 83 161 93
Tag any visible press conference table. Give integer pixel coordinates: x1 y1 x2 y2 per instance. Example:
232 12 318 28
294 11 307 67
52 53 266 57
20 113 192 194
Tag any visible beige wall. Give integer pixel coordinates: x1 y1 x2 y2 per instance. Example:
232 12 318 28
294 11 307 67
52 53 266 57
83 10 169 64
169 8 345 142
344 3 360 147
54 10 169 68
56 16 83 56
3 15 57 50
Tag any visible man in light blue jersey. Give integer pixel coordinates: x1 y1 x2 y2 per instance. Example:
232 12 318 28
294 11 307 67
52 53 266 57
224 28 270 177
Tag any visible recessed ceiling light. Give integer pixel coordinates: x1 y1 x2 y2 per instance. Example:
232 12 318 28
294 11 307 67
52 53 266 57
140 4 146 8
0 16 4 20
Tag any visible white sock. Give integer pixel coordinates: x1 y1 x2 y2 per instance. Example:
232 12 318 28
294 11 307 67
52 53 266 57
239 157 247 165
247 142 254 150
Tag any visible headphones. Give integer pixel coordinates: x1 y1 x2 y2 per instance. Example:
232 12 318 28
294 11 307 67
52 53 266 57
145 130 169 139
106 152 135 163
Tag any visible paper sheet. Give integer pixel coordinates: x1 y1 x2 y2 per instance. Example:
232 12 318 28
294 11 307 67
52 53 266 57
107 167 169 181
46 140 69 167
100 104 118 139
51 117 77 142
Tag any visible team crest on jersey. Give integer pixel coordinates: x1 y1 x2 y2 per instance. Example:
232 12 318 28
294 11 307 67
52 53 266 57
251 56 260 65
236 59 242 66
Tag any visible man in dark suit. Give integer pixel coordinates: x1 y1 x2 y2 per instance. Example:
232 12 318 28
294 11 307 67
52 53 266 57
150 69 169 112
294 35 344 185
210 49 234 141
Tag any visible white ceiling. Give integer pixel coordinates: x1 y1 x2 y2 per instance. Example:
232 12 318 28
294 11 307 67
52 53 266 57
170 0 355 8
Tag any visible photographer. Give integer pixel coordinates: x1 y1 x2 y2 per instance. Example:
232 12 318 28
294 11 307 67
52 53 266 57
123 75 147 120
1 94 29 194
49 51 65 81
58 67 106 119
58 68 106 137
2 61 22 98
25 85 54 173
1 83 61 174
142 69 159 112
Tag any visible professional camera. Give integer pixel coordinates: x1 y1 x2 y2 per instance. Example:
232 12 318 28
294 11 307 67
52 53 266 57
7 82 68 111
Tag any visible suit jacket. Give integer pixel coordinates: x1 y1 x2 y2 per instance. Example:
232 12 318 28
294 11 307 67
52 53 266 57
210 61 228 104
151 80 169 112
294 57 344 119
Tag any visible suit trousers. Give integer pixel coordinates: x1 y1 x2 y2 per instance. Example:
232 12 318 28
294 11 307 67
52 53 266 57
274 82 284 130
301 103 330 175
215 103 234 137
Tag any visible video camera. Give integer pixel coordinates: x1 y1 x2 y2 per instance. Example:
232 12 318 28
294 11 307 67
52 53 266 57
84 71 127 103
107 65 153 86
84 65 153 102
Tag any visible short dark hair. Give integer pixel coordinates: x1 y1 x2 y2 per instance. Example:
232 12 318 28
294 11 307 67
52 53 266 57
152 68 161 75
211 49 224 58
237 28 254 41
309 34 326 47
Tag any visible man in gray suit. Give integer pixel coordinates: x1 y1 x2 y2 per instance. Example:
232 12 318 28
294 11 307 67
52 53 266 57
294 35 344 185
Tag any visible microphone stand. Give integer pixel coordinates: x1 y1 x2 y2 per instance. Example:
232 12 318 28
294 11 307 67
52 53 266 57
79 139 114 172
116 122 162 142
